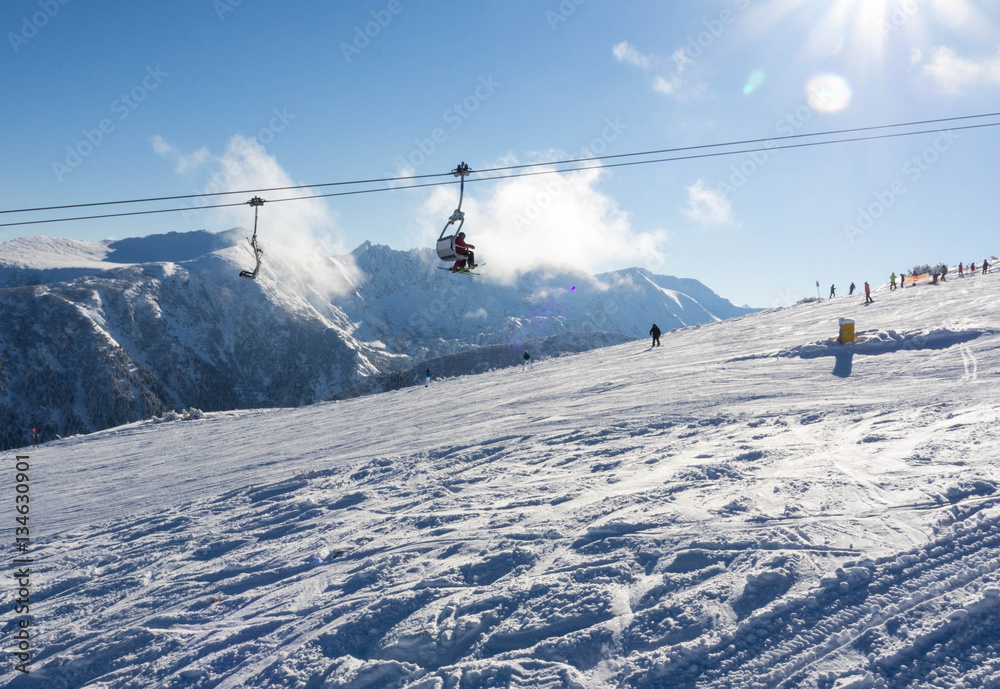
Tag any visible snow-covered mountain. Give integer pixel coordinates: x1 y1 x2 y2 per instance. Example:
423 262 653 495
0 230 753 447
5 261 999 688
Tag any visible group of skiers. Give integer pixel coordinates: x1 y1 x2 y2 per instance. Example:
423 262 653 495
830 282 874 304
888 259 991 290
828 258 992 303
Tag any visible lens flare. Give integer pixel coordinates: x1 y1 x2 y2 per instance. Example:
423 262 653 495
805 74 852 114
743 69 767 95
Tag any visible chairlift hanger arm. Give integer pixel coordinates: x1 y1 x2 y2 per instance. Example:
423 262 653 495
239 196 266 280
438 163 472 242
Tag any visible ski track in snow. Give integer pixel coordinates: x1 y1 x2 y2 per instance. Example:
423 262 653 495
3 270 1000 688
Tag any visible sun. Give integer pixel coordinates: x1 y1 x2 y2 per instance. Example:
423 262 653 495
743 0 990 112
752 0 985 65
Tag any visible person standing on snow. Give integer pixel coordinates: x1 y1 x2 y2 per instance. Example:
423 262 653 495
864 281 874 304
523 349 532 369
452 232 477 271
959 263 964 277
650 323 661 347
890 274 897 290
941 264 948 281
849 282 856 295
829 284 836 298
984 259 991 275
425 368 431 387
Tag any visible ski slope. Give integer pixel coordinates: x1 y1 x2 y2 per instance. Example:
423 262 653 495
5 268 1000 688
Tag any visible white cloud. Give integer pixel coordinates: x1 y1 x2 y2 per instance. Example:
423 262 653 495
151 135 211 174
651 48 705 100
389 161 418 187
922 45 1000 95
153 135 355 297
416 158 669 283
614 42 701 100
653 75 680 96
683 180 739 228
613 41 651 69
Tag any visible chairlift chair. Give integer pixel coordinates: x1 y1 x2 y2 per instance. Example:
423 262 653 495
436 162 471 263
239 196 265 280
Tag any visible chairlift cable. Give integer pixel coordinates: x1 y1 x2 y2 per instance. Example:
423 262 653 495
469 110 1000 177
2 119 1000 229
2 111 998 217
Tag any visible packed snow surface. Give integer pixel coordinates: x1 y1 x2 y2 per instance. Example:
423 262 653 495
4 268 1000 688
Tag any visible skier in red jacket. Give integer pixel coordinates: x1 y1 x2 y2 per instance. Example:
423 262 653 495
452 232 477 271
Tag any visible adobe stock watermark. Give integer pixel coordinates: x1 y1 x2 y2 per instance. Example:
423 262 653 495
713 83 834 199
181 108 295 224
546 0 587 30
511 117 628 231
8 0 71 54
670 0 751 70
770 287 801 310
882 0 930 36
213 0 244 21
52 65 169 182
340 0 407 63
391 76 500 174
842 130 960 244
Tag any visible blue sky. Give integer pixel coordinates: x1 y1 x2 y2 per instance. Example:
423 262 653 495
3 0 999 307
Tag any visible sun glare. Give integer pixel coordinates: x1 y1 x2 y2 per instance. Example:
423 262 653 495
748 0 992 113
806 74 853 113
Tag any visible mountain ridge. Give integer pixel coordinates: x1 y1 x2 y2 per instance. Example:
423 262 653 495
0 229 756 447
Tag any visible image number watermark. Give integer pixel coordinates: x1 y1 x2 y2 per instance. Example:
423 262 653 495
12 455 32 675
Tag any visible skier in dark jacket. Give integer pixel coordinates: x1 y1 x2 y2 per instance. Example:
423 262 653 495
452 232 476 271
849 282 856 295
985 259 991 275
829 284 836 298
523 349 532 369
650 323 661 347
